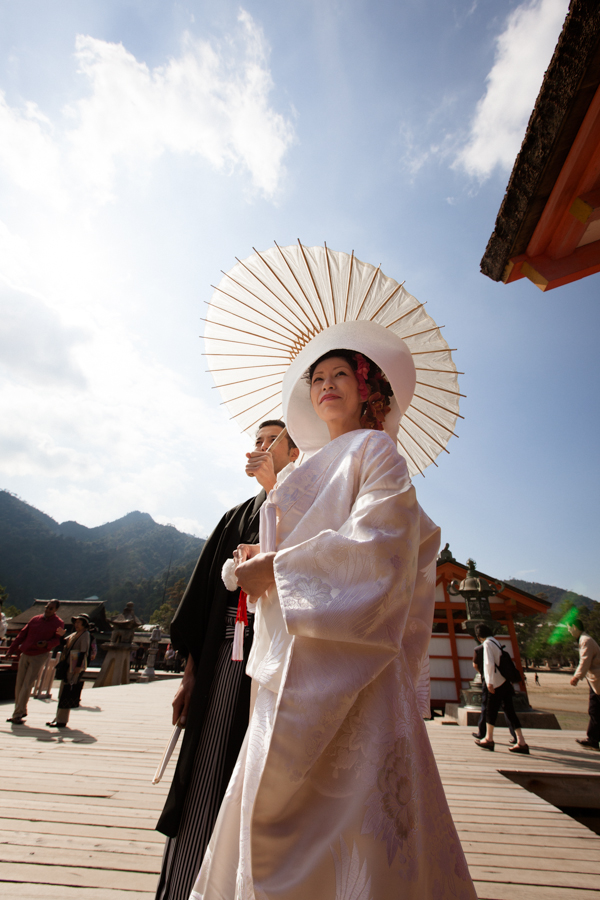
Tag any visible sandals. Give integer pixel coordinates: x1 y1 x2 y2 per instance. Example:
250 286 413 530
474 739 495 751
46 721 67 728
508 743 529 754
6 716 25 724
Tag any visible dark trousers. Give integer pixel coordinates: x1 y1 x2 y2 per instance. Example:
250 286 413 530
486 680 522 731
478 681 517 740
588 685 600 745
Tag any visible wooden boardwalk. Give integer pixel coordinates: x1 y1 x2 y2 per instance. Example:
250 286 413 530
1 679 599 899
0 679 178 900
428 721 600 899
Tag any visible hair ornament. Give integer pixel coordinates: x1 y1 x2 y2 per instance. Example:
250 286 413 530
353 353 371 401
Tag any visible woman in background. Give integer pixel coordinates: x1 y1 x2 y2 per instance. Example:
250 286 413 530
47 614 91 729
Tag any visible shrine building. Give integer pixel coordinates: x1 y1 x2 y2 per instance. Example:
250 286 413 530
431 548 551 712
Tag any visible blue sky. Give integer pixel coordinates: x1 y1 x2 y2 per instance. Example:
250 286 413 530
1 0 598 599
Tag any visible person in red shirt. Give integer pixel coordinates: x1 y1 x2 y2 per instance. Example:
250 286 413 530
6 600 65 724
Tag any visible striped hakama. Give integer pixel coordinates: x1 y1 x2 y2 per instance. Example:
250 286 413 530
155 607 253 900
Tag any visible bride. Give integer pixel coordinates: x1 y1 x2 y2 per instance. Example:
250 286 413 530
190 321 476 900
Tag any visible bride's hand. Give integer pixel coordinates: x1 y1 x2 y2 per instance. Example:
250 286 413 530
234 552 275 599
233 543 261 567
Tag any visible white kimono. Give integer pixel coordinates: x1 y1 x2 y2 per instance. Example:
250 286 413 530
192 429 476 900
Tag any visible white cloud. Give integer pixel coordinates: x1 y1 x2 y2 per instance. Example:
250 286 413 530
0 95 64 206
0 281 87 387
0 12 285 532
0 317 254 531
454 0 569 180
69 12 294 201
0 10 294 207
154 514 208 539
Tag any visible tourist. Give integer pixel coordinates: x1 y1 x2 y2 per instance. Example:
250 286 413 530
0 598 8 647
47 614 91 728
474 623 529 753
154 421 299 900
0 598 8 645
190 329 476 899
472 635 517 744
569 616 600 750
6 600 64 725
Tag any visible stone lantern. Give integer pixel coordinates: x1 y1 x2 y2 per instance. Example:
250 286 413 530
448 559 503 710
94 602 142 688
140 625 162 682
448 558 502 637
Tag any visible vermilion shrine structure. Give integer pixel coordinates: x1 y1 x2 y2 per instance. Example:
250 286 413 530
481 0 600 291
431 554 551 711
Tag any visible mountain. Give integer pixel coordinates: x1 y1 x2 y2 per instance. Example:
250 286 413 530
0 490 204 619
506 579 597 610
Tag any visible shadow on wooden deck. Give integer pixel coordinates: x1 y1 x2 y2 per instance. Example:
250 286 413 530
1 680 599 899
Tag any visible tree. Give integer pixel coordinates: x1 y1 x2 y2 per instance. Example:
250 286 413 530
513 613 544 667
0 582 19 619
3 604 21 619
166 578 187 607
522 597 580 668
580 602 600 645
149 578 187 634
150 601 176 632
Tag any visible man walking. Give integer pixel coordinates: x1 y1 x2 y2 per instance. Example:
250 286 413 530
471 635 517 745
569 617 600 750
473 623 529 754
6 600 64 725
154 420 298 900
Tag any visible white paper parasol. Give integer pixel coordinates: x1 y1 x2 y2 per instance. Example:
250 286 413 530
203 242 463 476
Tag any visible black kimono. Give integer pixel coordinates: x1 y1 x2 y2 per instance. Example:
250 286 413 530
155 490 265 900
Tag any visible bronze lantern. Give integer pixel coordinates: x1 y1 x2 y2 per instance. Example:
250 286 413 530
447 558 503 637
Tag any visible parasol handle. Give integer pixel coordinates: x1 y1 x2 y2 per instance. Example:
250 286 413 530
152 718 182 785
247 427 288 477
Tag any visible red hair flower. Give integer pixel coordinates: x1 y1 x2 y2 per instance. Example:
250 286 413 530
354 353 371 401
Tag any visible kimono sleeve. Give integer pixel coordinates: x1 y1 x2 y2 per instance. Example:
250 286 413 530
273 433 420 657
169 508 233 656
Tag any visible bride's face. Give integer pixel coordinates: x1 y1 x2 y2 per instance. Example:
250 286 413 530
310 356 362 426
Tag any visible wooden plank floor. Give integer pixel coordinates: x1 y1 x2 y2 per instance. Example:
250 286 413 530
1 681 599 899
0 679 181 900
427 720 600 899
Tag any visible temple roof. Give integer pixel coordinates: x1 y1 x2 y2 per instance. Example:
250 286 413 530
7 599 110 632
436 558 552 617
481 0 600 290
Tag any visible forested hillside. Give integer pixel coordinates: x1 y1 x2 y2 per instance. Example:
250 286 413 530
0 490 204 621
506 578 596 610
3 488 595 625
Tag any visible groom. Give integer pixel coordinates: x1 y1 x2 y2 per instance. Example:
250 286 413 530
154 420 298 900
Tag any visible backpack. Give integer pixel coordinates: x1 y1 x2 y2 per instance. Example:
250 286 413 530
490 639 521 683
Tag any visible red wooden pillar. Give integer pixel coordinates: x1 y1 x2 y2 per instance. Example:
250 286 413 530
443 577 463 703
506 612 527 694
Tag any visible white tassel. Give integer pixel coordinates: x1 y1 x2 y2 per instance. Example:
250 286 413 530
222 558 238 591
232 620 245 661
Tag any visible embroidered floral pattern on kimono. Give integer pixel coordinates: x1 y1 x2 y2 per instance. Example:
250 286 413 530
191 429 476 900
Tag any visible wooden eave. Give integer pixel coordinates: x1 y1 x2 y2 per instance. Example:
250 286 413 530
436 560 551 617
7 599 110 632
480 0 600 291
